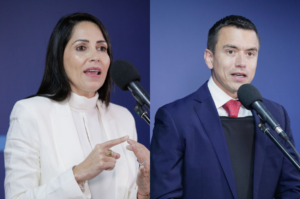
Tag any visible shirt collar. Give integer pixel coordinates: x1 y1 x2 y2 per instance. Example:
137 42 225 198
69 92 98 112
207 76 238 109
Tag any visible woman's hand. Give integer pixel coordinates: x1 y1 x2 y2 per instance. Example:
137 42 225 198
126 140 150 197
73 135 129 184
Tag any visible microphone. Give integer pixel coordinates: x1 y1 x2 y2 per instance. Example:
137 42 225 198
110 60 150 110
238 84 289 141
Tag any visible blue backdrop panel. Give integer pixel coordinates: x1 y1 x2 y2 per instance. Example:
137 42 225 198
0 1 149 197
151 1 300 150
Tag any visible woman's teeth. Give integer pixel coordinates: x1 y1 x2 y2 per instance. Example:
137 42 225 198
85 70 101 75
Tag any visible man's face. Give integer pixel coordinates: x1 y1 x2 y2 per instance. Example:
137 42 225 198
205 26 260 98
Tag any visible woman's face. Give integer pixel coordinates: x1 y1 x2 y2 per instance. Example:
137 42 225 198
63 21 110 98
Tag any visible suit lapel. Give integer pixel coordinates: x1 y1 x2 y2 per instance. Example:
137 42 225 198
252 110 267 199
50 100 85 169
194 83 238 199
97 102 129 199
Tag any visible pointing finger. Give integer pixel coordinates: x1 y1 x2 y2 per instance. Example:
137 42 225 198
102 135 129 149
127 139 138 145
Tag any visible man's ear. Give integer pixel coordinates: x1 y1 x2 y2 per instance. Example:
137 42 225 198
204 49 214 69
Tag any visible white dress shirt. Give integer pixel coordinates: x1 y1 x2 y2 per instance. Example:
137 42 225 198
207 77 252 117
69 92 115 199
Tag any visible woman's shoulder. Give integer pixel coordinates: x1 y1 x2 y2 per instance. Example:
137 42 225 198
11 96 55 117
15 96 54 108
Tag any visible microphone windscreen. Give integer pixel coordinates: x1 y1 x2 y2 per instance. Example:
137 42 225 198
110 60 141 91
238 84 263 110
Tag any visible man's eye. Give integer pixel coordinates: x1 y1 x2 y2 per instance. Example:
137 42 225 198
247 52 254 56
227 50 234 54
76 46 86 51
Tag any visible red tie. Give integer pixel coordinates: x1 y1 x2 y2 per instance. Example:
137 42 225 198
222 100 242 117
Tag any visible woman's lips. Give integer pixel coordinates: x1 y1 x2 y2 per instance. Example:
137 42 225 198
84 68 101 78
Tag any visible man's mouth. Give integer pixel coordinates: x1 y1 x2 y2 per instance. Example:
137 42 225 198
232 73 246 77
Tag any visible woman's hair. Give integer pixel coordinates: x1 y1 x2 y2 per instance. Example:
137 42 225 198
34 12 113 106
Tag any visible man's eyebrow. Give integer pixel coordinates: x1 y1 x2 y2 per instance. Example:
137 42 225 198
72 39 107 45
223 44 238 49
246 47 258 52
223 44 258 52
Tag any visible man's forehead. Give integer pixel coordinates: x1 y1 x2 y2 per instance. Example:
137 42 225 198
216 26 260 50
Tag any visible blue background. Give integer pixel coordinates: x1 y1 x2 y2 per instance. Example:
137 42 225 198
1 0 300 197
0 1 149 197
151 1 300 150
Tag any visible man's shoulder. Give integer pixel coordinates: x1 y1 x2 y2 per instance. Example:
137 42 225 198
263 98 284 112
159 82 210 112
162 92 195 108
262 98 288 121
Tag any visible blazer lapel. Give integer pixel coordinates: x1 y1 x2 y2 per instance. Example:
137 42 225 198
194 83 238 199
97 102 129 199
252 110 267 199
50 100 85 169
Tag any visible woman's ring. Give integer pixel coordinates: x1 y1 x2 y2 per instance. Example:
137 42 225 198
107 149 113 157
138 160 146 166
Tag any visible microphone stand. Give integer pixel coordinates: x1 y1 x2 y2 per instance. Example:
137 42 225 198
258 120 300 171
134 102 150 125
128 82 150 125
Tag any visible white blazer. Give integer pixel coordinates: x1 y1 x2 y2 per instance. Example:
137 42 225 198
4 96 139 199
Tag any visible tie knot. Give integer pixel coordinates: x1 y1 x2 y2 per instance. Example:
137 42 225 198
222 100 242 117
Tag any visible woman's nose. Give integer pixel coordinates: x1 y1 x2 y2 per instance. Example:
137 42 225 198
89 49 101 62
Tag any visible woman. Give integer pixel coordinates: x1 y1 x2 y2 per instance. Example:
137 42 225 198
4 13 150 199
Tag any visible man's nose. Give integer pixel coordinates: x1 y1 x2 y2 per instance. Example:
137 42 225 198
235 52 246 68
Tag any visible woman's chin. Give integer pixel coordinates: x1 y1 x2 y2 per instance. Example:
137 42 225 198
85 83 103 93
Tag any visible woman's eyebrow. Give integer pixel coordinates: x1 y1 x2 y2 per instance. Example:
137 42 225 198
97 40 107 44
72 39 107 45
72 39 89 45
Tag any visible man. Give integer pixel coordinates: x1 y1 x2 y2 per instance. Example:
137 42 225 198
150 15 300 199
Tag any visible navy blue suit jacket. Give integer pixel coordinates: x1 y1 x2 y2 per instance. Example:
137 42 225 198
151 82 300 199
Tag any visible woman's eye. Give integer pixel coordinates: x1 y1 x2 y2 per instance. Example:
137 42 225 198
98 46 107 52
76 46 86 51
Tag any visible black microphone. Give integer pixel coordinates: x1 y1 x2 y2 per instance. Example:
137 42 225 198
238 84 289 141
110 60 150 110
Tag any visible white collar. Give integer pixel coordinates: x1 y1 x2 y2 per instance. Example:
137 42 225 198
69 92 99 112
207 77 238 109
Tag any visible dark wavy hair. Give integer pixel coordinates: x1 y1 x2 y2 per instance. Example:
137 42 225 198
207 15 260 54
33 12 112 106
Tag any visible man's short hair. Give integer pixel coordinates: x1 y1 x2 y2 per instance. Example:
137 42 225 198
207 15 260 54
